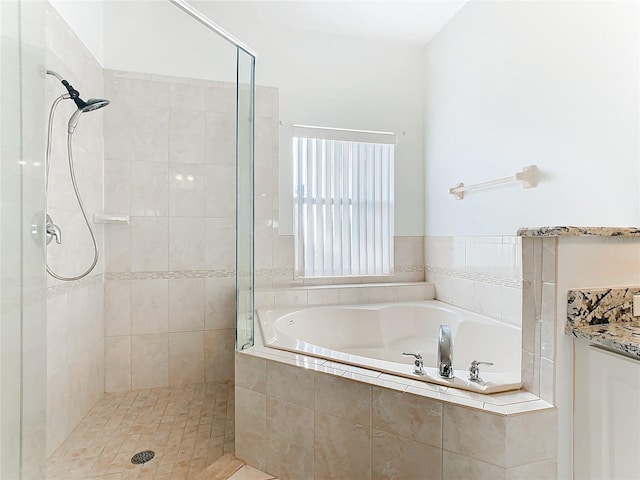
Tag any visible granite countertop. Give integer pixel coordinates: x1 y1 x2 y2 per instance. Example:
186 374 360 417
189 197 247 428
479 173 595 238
566 321 640 359
566 287 640 359
518 226 640 237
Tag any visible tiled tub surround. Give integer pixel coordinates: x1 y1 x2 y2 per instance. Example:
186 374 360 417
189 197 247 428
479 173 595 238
45 4 106 457
424 236 522 328
101 71 274 392
255 282 436 310
234 348 557 480
566 287 640 359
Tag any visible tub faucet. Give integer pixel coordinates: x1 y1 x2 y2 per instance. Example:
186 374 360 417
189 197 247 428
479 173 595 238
438 325 454 378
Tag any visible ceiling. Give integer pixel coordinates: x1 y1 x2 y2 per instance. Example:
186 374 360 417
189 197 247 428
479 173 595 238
193 1 467 46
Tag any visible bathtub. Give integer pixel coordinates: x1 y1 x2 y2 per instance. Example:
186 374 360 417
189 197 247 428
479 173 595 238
256 300 522 394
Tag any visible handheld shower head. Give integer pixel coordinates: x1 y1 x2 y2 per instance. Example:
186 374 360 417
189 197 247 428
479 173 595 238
46 70 110 133
68 98 110 133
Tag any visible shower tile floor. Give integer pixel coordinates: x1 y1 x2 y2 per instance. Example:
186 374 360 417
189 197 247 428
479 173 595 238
46 381 234 480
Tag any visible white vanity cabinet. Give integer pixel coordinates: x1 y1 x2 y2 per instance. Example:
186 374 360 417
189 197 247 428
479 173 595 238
574 343 640 479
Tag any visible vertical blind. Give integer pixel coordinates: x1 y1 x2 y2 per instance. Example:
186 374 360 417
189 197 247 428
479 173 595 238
293 125 395 278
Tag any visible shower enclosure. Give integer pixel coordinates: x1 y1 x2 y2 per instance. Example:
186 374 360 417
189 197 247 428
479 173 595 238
0 0 255 477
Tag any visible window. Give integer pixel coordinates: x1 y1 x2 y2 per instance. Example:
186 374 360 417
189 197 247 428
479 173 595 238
293 125 395 278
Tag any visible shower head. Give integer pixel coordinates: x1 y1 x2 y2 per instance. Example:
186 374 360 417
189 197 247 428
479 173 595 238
80 98 110 112
68 98 110 134
45 70 110 133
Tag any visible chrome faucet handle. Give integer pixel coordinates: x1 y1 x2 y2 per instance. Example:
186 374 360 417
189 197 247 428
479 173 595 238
468 360 494 383
401 352 425 376
45 214 62 245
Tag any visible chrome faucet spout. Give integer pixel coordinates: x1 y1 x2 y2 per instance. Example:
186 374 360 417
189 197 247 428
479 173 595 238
438 325 454 378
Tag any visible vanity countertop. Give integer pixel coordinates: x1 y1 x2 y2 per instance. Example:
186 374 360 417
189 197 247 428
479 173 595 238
566 287 640 359
517 226 640 237
566 321 640 360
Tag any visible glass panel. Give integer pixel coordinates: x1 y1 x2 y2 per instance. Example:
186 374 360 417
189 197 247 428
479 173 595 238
236 47 255 350
0 0 47 478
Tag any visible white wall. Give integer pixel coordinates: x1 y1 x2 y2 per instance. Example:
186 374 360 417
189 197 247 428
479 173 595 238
424 1 639 236
49 0 103 64
101 1 425 236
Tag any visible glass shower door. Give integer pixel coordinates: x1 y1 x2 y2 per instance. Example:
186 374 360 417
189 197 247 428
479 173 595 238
0 0 47 477
235 47 255 350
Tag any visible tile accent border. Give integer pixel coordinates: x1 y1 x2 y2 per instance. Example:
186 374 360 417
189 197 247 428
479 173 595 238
47 273 104 297
567 287 640 326
426 266 522 288
518 226 640 237
255 265 425 279
104 270 236 281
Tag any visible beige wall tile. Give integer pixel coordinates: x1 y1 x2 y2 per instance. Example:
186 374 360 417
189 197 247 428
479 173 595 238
170 83 206 111
46 367 69 457
104 335 131 392
501 286 522 327
104 223 131 272
266 397 314 479
169 163 205 217
205 218 236 270
507 458 557 479
273 289 308 307
131 333 169 389
235 386 267 471
205 329 235 382
235 353 267 394
315 411 371 480
169 331 204 386
169 109 205 164
206 165 236 218
47 293 68 380
131 106 169 162
266 361 314 408
205 277 235 330
373 387 442 448
443 450 506 480
540 282 556 361
205 112 235 165
104 279 131 337
443 404 506 467
168 217 205 270
104 160 131 214
168 278 205 332
131 279 169 334
541 238 557 284
372 429 441 480
506 408 557 468
307 288 340 305
130 161 168 216
315 372 371 426
130 217 168 271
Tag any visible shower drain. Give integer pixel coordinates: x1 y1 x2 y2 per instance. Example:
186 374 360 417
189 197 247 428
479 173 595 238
130 450 155 465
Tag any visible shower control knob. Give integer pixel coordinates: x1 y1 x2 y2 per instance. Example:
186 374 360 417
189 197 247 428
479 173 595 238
45 214 62 245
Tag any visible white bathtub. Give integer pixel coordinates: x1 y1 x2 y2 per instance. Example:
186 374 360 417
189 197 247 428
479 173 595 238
256 300 522 394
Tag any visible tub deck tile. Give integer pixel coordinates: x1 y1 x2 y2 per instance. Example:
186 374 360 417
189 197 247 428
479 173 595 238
343 372 408 392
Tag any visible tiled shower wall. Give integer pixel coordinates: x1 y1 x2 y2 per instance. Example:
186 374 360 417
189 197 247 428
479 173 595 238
102 72 280 392
424 236 522 326
45 4 105 456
